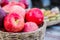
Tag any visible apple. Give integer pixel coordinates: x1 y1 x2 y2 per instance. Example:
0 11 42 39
18 2 26 9
0 8 6 27
2 1 26 13
25 8 44 25
2 3 13 13
9 1 26 9
2 3 26 17
4 13 24 32
1 0 9 7
20 0 28 8
23 22 38 32
9 5 26 18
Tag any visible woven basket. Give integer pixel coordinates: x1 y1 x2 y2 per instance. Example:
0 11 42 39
0 22 46 40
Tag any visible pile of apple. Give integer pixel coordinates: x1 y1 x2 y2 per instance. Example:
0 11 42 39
0 0 44 32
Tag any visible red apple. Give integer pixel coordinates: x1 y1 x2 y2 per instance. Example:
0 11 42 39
2 4 26 17
25 8 44 25
20 0 28 8
18 2 26 9
2 1 26 13
9 1 26 9
1 0 9 7
4 13 24 32
9 5 26 18
24 22 38 32
2 3 13 13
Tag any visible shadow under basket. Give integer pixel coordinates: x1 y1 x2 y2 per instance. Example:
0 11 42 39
0 22 46 40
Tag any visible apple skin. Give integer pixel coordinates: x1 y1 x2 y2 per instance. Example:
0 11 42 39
19 0 28 8
23 22 38 32
1 0 9 7
2 4 12 13
4 13 24 32
2 1 26 13
9 1 26 9
9 5 26 18
25 8 44 25
3 5 26 18
19 2 26 9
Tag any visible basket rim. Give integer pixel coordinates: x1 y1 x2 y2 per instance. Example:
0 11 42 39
0 22 46 34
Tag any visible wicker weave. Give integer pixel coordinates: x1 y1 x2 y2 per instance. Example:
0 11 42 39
0 22 46 40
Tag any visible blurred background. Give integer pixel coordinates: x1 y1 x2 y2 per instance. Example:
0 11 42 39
31 0 60 9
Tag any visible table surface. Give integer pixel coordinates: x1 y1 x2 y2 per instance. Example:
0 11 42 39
44 25 60 40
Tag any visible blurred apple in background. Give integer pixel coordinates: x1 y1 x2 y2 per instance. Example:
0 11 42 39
2 1 26 15
9 1 26 8
20 0 29 8
2 3 12 13
9 5 26 18
0 0 9 7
